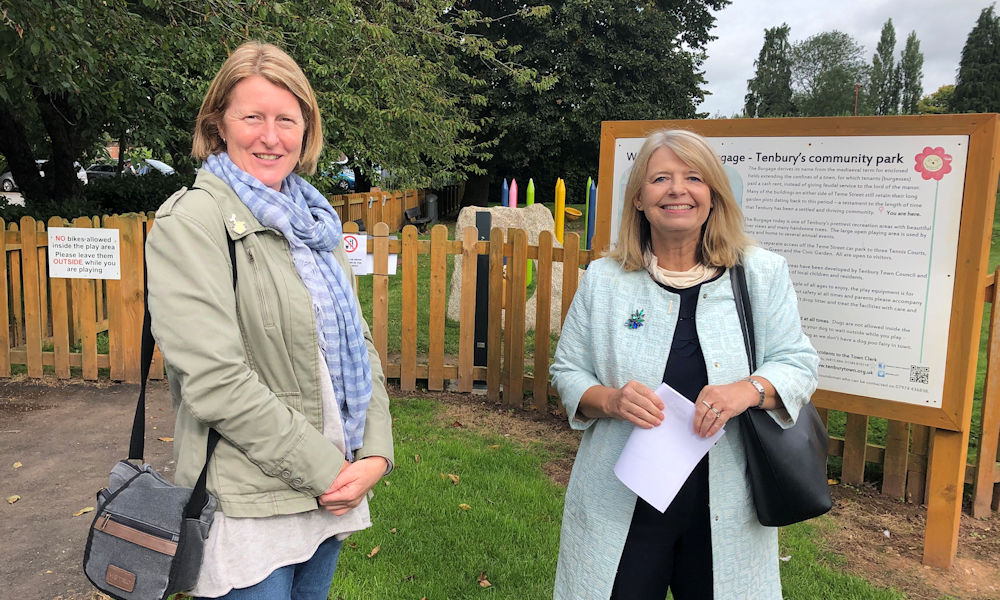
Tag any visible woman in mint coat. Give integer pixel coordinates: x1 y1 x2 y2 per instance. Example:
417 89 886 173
550 130 818 599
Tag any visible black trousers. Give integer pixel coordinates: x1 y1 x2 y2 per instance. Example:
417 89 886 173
610 455 713 600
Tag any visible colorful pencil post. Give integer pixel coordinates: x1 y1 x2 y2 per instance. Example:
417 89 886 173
584 176 593 244
554 177 566 244
526 178 535 205
587 181 597 250
510 178 518 208
501 178 509 207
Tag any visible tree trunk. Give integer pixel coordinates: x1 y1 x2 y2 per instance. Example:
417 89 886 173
0 104 45 200
33 90 85 204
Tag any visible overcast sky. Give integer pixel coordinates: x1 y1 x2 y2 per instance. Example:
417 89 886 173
697 0 990 117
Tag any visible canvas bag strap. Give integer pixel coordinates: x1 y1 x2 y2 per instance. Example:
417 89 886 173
730 264 757 372
129 217 238 516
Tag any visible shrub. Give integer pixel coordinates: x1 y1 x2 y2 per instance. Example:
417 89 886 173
84 172 195 215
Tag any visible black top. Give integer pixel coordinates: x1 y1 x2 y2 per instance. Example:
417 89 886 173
659 272 723 402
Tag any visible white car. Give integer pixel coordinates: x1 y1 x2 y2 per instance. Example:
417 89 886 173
1 159 88 191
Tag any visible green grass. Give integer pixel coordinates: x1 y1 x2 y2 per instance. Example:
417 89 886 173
328 397 906 600
331 397 564 599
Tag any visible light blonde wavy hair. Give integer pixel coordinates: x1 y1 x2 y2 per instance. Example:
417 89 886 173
192 41 323 175
607 129 752 270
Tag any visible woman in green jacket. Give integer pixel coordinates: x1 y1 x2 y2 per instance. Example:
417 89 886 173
146 42 393 599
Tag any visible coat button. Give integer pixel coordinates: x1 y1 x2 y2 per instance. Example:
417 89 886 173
702 293 708 299
292 478 303 486
281 470 292 479
714 362 720 368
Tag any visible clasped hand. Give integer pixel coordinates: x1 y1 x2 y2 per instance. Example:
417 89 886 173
318 457 388 516
607 380 758 438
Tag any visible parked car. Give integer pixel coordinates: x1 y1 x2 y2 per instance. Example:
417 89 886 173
86 163 119 179
135 159 175 176
319 158 356 192
1 159 87 191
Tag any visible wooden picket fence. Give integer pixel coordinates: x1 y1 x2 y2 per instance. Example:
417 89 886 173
1 213 999 514
328 184 464 233
329 189 422 233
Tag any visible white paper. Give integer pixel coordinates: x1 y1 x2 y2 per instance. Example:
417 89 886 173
613 383 725 513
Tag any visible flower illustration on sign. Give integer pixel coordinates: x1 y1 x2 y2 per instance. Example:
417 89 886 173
913 147 952 181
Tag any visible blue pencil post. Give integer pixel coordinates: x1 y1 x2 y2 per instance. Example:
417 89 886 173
586 180 597 250
501 178 509 207
584 176 593 245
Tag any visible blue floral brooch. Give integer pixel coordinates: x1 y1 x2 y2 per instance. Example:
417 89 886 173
625 309 645 329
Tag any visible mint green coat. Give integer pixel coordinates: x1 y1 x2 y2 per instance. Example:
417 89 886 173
550 248 818 599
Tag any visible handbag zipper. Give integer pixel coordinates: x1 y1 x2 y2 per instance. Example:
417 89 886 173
95 511 180 557
99 510 179 542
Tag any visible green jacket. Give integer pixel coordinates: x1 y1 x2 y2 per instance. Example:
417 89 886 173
146 169 393 518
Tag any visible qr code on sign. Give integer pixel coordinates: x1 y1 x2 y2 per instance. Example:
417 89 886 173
910 365 929 385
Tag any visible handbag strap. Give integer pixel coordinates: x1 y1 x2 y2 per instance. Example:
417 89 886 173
129 216 238 517
730 263 757 372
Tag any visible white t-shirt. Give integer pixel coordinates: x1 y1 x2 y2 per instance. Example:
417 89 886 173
190 354 370 597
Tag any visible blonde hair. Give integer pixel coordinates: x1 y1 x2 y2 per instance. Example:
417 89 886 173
192 41 323 175
607 129 752 270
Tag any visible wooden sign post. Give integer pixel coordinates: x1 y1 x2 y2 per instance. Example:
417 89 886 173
596 115 1000 568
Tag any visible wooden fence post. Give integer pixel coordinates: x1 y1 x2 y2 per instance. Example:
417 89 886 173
0 219 8 378
882 421 910 499
505 229 528 407
372 222 389 369
36 220 49 341
533 230 554 410
72 217 98 380
457 226 478 393
19 216 43 378
119 214 145 383
841 413 869 484
9 222 23 349
427 224 447 391
400 225 418 391
560 232 581 326
487 228 504 403
48 216 71 379
974 267 1000 516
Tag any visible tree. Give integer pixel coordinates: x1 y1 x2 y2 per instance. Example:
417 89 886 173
790 31 869 116
867 19 901 115
744 24 795 117
458 0 729 205
898 31 924 115
953 5 1000 113
0 1 543 212
917 85 955 114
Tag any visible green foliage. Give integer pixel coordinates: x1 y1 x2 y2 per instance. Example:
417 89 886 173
953 5 1000 113
898 32 924 115
917 85 955 114
83 173 195 216
866 19 901 116
744 24 795 117
0 0 543 209
458 0 729 204
790 31 869 117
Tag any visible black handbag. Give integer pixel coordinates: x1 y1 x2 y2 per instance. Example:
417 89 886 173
731 263 832 527
82 234 235 598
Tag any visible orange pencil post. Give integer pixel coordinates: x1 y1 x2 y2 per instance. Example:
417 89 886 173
554 178 566 244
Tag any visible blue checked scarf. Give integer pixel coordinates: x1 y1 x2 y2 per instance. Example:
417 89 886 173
204 153 372 457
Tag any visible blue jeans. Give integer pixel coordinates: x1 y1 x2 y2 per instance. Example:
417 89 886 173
199 536 343 600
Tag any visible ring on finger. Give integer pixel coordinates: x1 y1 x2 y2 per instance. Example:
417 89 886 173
710 406 721 418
